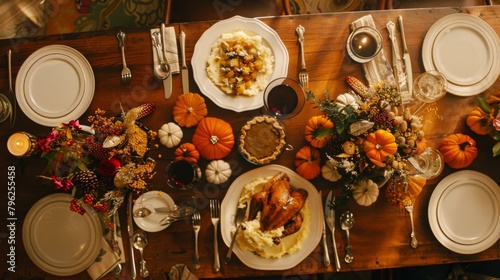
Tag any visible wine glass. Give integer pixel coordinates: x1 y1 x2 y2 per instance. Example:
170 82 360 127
263 77 305 119
413 70 448 103
346 26 383 63
407 147 444 180
164 159 201 190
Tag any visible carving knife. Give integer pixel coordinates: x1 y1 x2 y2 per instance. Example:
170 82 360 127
161 23 172 99
180 31 189 94
127 193 137 279
325 191 341 271
319 189 330 267
398 15 413 100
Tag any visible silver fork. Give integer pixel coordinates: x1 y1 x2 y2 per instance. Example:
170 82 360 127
209 199 220 272
117 31 131 87
405 204 418 249
296 25 308 88
192 211 201 270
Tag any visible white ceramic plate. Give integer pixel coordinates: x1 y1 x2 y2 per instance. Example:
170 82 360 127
133 191 176 232
22 193 102 276
16 45 95 126
221 164 322 270
422 14 500 96
192 16 288 112
428 170 500 254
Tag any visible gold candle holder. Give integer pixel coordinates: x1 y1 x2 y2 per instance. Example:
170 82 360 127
7 132 38 157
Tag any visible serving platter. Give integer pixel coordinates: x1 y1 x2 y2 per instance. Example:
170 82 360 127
22 193 101 276
192 16 288 112
428 170 500 254
422 14 500 96
16 45 94 126
221 164 322 270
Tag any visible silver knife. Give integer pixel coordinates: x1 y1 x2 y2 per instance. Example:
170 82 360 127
180 31 189 94
161 23 172 99
319 190 330 267
325 191 341 271
398 15 413 100
127 193 137 279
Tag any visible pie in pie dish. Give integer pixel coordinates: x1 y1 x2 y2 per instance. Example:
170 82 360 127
239 115 286 165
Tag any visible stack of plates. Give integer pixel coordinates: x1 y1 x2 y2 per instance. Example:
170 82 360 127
16 45 94 127
428 170 500 254
422 14 500 96
22 193 102 276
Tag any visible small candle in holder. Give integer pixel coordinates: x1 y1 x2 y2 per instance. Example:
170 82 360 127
7 132 37 157
346 26 383 63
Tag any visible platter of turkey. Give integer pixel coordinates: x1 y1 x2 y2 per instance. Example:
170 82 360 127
220 164 322 270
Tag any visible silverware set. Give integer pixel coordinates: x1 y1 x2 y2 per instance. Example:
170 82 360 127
117 31 131 87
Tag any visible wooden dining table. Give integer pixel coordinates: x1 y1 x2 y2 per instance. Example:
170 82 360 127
1 4 500 280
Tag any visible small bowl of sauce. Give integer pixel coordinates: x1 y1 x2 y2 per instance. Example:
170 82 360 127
346 26 383 63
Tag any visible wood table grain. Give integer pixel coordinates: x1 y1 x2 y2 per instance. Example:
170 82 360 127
0 5 499 279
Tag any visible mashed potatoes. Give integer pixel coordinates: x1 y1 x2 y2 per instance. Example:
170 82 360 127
206 31 274 96
234 176 311 259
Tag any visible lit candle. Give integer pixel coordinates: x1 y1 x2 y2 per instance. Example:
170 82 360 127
7 132 37 157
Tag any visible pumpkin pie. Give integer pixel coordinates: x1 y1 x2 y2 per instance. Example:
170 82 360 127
239 115 286 165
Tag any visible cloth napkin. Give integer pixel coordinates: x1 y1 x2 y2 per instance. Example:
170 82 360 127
87 211 125 280
150 26 180 74
350 15 396 87
169 264 199 280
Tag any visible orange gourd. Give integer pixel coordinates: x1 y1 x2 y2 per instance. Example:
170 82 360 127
407 175 426 198
439 133 478 169
192 117 234 160
173 93 208 128
415 138 428 155
294 146 321 180
304 115 334 148
466 107 492 135
174 142 200 164
363 129 397 167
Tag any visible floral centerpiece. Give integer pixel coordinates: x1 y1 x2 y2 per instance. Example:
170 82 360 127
306 76 427 207
37 104 157 224
466 95 500 156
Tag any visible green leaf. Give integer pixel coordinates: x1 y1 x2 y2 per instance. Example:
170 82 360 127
477 97 492 114
492 141 500 157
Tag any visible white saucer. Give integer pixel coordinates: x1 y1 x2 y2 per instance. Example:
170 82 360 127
133 191 176 232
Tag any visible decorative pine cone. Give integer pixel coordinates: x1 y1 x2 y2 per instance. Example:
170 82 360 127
88 142 110 161
325 136 344 157
72 170 99 193
373 111 394 129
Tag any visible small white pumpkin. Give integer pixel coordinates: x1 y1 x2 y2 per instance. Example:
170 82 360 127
158 122 183 148
336 92 359 110
205 160 232 184
321 161 342 182
352 178 379 206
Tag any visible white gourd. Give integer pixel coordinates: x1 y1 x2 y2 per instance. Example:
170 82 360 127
158 122 183 148
336 93 359 110
352 178 379 206
205 160 232 184
321 161 342 182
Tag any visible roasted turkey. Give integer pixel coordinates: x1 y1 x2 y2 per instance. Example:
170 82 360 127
248 172 308 244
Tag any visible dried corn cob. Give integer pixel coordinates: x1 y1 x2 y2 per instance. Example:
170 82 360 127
135 103 156 119
346 76 369 99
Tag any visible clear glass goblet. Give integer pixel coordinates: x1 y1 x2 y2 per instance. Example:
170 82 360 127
263 77 305 119
407 147 444 180
413 70 447 104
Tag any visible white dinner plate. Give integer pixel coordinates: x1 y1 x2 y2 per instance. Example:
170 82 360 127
221 164 322 270
192 16 289 112
133 191 176 232
428 170 500 254
16 45 95 126
422 14 500 96
22 193 102 276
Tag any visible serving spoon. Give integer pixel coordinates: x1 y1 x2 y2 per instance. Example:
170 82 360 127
133 231 149 278
341 211 354 263
151 32 170 80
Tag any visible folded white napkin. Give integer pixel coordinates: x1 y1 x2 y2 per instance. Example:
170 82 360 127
86 237 121 280
350 15 395 87
150 26 180 74
169 264 199 280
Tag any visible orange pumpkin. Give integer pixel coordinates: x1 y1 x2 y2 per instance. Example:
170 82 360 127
192 117 234 160
439 133 478 169
466 107 492 135
294 145 321 180
304 115 334 148
173 93 208 128
363 129 397 167
174 142 200 164
407 175 426 198
415 138 428 155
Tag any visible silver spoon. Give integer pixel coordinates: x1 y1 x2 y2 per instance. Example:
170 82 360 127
132 231 149 278
151 32 170 80
134 205 196 218
340 211 354 263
